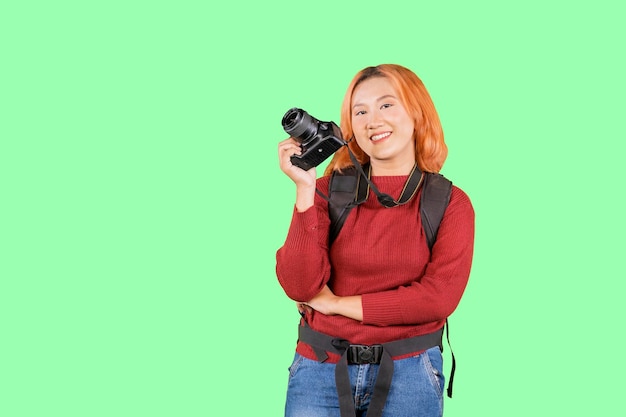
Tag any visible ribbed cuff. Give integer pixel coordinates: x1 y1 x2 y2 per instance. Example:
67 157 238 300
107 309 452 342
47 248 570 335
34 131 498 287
361 291 404 326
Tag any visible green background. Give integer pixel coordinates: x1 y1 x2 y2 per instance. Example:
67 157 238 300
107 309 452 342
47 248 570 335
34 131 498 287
1 0 624 415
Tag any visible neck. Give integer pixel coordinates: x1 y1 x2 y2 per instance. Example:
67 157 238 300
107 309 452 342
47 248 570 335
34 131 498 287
370 159 417 176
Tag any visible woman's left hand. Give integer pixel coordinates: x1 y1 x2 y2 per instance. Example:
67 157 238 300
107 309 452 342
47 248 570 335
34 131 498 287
303 286 364 321
304 286 339 316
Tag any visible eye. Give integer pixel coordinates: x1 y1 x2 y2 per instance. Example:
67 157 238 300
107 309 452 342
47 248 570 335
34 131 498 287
354 110 366 116
381 103 393 109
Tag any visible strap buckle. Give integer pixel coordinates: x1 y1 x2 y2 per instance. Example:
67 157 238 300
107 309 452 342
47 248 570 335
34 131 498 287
347 344 383 364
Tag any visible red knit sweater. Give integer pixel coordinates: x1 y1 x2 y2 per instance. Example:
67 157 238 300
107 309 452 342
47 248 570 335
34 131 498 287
276 173 475 362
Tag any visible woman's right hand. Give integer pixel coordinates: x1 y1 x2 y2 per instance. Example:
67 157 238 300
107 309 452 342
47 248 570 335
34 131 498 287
278 138 316 186
278 138 317 211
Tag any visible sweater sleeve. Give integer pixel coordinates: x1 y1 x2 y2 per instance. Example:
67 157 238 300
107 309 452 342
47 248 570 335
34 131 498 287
361 186 475 326
275 177 332 302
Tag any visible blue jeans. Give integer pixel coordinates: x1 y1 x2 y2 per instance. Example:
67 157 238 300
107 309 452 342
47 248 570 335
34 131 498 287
285 346 445 417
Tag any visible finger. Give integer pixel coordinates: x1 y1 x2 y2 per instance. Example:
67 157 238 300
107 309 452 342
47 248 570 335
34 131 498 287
278 137 301 148
279 146 301 157
296 302 311 311
296 303 305 317
278 144 302 157
279 140 301 151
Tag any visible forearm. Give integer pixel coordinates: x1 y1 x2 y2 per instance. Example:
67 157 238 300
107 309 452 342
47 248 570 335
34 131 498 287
276 189 332 301
276 241 330 301
305 286 364 322
361 280 467 326
334 295 363 322
295 184 316 212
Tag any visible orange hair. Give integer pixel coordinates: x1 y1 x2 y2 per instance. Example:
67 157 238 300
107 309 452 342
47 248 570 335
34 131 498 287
324 64 448 175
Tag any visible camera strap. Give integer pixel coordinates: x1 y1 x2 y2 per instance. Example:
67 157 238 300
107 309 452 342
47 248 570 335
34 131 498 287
345 147 423 208
315 147 424 209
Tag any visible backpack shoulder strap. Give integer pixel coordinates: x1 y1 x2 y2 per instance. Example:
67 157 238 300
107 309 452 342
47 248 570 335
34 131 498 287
420 172 453 250
328 167 452 250
328 166 368 245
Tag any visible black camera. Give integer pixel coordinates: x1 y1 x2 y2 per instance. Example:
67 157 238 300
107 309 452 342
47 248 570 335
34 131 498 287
282 108 346 170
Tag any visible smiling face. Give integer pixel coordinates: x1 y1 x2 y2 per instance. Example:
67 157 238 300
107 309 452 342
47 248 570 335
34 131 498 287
351 76 416 175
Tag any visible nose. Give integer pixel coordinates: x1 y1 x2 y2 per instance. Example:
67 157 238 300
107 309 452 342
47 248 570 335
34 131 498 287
366 110 383 130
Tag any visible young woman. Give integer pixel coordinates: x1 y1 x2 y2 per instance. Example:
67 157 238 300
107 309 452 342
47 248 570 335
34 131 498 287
276 64 475 417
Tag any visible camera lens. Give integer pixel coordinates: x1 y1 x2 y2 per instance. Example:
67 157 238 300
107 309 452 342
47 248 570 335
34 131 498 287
282 108 318 143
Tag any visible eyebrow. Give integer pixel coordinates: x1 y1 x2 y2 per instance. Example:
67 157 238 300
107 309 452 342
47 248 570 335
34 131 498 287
352 94 398 109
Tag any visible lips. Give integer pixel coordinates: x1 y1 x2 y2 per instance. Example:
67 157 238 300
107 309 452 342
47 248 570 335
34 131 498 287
370 132 391 142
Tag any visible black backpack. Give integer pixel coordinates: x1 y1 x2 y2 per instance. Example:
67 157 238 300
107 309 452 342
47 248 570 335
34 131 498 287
324 163 458 398
326 164 453 247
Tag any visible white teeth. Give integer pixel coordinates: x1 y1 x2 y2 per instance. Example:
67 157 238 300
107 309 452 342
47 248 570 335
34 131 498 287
371 132 391 141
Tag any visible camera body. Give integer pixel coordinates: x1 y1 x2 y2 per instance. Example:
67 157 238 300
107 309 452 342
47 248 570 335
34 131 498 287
282 107 346 170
